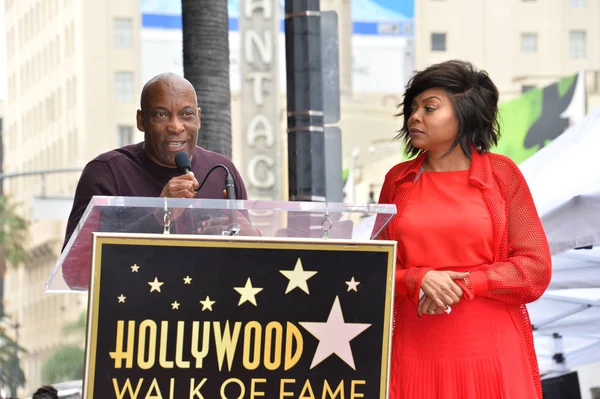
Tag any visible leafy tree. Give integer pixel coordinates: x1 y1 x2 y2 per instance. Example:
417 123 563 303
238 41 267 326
0 195 28 317
41 345 84 384
0 195 28 397
41 311 86 385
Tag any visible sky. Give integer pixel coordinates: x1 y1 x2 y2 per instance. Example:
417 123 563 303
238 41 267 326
140 0 414 20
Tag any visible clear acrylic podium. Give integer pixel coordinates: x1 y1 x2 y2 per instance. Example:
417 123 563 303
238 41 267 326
46 196 397 292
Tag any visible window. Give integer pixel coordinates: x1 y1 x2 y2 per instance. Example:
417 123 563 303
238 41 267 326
115 72 134 102
117 126 134 147
570 0 585 7
72 77 77 107
65 25 70 56
569 31 586 59
521 33 537 53
431 33 446 51
114 18 133 48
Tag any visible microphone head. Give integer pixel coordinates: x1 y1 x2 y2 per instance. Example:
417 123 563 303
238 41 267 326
174 152 192 174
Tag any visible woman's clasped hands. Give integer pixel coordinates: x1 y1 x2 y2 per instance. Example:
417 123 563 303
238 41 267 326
418 270 470 317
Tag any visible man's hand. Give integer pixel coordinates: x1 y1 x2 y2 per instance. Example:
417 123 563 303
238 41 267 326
419 270 469 314
198 211 259 236
152 173 199 226
159 173 199 198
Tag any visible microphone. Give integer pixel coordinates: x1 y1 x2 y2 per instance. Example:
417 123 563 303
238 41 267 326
175 151 192 174
175 152 236 200
174 151 239 235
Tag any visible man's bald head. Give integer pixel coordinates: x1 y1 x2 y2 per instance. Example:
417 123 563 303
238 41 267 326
140 73 198 111
136 72 201 167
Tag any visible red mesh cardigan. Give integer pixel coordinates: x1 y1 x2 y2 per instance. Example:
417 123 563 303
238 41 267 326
377 149 552 399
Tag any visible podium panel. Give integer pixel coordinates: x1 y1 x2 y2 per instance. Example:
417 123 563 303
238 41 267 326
84 233 396 399
47 196 397 292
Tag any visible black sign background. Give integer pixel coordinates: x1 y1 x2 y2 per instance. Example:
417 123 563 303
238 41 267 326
85 235 395 398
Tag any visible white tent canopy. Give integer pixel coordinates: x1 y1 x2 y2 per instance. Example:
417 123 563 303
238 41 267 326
520 106 600 254
531 289 600 373
520 107 600 374
547 247 600 290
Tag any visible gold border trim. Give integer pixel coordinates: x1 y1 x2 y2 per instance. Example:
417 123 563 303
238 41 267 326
83 233 396 399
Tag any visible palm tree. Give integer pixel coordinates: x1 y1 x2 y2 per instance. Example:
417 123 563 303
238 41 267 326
0 195 28 318
181 0 232 158
0 317 26 397
0 195 28 397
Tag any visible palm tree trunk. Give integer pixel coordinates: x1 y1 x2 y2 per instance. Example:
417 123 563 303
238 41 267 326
181 0 232 159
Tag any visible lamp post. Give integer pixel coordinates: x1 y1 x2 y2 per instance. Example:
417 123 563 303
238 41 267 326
285 0 326 201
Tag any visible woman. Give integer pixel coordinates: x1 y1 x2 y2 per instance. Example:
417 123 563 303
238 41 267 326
378 60 552 398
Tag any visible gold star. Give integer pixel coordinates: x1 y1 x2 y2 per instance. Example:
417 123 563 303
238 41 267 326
280 258 318 294
131 264 140 272
117 294 126 303
148 277 164 293
199 296 215 311
171 301 180 310
299 296 371 370
183 276 192 284
234 278 263 306
346 277 360 292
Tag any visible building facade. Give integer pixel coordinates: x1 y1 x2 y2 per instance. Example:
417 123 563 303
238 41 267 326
3 0 141 394
414 0 600 108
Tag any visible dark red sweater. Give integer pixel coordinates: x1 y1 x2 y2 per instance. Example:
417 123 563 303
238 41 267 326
61 143 247 289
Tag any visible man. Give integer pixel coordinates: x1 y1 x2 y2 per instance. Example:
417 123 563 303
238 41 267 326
61 73 248 288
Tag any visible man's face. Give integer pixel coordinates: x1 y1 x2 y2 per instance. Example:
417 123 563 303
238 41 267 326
137 79 201 167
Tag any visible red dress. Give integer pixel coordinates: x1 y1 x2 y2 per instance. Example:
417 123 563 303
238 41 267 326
375 150 552 399
392 169 537 398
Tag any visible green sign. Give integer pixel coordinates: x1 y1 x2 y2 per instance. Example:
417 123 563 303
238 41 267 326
495 72 584 164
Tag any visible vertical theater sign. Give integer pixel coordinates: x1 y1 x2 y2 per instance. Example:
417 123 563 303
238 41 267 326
240 0 281 202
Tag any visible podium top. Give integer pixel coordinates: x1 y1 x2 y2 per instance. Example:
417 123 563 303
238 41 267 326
47 196 397 292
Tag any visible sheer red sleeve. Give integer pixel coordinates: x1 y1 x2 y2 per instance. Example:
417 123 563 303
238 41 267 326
465 160 552 304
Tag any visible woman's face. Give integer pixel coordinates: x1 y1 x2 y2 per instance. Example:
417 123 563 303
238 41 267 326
407 88 459 153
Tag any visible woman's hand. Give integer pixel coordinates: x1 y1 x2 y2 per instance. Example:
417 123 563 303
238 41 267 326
418 295 446 317
419 270 470 314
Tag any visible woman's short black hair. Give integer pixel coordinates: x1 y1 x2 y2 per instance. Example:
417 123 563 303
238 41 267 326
396 60 501 158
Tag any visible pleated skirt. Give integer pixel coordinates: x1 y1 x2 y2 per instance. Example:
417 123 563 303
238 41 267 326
389 296 538 399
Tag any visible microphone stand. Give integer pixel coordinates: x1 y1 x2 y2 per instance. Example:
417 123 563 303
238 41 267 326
194 164 240 236
223 174 240 236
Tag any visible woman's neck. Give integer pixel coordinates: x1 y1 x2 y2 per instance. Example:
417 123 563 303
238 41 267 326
423 146 471 172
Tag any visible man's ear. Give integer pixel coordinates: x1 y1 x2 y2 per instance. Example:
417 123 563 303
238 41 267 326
197 107 201 129
136 110 144 131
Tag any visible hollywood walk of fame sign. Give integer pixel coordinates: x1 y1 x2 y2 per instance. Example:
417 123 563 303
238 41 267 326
84 233 396 398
